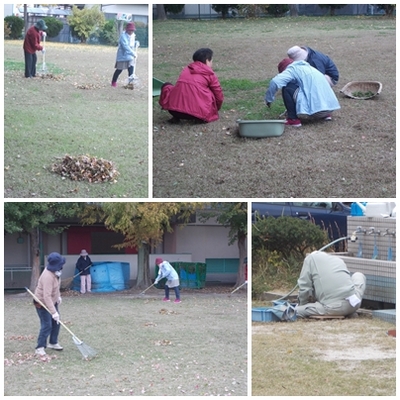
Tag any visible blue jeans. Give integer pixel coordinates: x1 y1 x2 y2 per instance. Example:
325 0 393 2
165 286 180 300
35 303 60 349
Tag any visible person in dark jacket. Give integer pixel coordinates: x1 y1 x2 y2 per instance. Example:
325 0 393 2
287 45 339 87
159 48 224 123
23 19 47 78
76 250 92 294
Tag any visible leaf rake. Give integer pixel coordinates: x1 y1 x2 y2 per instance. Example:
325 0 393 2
25 287 97 360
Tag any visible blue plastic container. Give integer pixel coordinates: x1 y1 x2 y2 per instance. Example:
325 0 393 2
350 202 367 216
252 307 280 322
72 261 130 293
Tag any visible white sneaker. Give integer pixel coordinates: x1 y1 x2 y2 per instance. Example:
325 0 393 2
47 343 63 350
35 347 46 356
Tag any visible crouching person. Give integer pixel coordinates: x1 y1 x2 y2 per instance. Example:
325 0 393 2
296 251 366 318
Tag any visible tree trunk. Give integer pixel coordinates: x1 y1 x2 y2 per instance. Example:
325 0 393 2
24 4 28 36
289 5 298 17
156 4 167 21
136 243 151 288
29 228 41 291
234 233 247 288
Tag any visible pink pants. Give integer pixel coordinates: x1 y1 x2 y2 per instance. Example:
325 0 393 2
80 275 92 294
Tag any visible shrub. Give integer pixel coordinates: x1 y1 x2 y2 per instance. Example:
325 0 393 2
268 4 289 17
4 23 12 39
252 248 302 300
252 216 328 299
98 19 118 46
4 16 24 39
42 17 64 38
252 216 328 259
164 5 185 14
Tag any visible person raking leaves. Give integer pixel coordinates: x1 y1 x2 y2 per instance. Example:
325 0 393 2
154 258 181 303
33 252 65 356
23 19 47 78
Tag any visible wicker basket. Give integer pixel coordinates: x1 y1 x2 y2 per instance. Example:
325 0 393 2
340 81 382 100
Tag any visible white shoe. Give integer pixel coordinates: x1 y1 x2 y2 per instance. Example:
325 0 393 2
47 343 63 350
35 347 46 356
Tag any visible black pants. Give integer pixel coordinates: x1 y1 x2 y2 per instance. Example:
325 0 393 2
24 51 37 78
112 65 134 83
282 82 299 119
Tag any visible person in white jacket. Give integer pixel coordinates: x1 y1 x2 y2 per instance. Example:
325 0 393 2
155 258 181 303
296 251 366 318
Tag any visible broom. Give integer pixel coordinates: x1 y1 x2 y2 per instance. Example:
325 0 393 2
60 264 92 290
25 287 97 360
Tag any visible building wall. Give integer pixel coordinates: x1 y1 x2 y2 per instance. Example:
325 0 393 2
5 219 241 284
174 225 239 262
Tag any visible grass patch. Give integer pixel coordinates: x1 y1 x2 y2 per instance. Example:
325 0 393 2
4 292 247 396
4 42 148 198
219 78 285 120
252 317 396 396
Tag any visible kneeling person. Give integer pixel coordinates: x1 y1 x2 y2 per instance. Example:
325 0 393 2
296 251 366 318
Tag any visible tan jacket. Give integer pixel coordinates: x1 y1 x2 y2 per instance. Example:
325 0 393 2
34 268 60 314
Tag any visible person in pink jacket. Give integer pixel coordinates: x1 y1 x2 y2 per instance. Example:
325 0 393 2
159 48 224 123
34 252 65 356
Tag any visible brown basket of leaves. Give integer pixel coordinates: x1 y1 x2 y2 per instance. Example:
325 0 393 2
340 81 382 100
51 154 119 183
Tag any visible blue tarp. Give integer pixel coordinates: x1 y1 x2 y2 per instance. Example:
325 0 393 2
72 261 130 293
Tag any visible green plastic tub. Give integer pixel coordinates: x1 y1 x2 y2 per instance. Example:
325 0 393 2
153 77 164 97
237 119 285 138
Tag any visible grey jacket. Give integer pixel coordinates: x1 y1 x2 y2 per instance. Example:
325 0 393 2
298 252 356 306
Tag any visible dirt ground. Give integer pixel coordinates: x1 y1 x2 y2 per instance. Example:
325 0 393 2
153 18 396 198
252 315 396 396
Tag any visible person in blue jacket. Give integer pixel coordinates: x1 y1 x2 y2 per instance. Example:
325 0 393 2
111 22 136 87
287 45 339 87
154 258 181 303
265 58 341 127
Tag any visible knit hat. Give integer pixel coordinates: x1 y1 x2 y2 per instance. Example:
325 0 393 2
125 22 136 31
155 258 163 265
80 249 88 256
287 46 308 61
278 58 294 73
35 19 48 31
46 252 66 272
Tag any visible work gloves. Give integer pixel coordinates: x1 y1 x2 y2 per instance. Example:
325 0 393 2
52 312 60 324
57 297 62 305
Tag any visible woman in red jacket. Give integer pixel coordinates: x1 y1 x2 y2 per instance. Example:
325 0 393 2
159 48 224 123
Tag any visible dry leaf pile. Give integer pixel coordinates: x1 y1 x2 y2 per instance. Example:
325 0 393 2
51 154 119 183
38 73 65 81
159 308 177 315
154 339 172 346
74 82 105 90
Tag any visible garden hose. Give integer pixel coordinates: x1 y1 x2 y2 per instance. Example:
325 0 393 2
274 235 352 301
